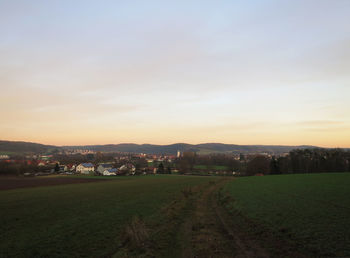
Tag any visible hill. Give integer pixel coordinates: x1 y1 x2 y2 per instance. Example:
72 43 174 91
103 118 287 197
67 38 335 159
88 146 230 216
0 140 317 155
63 143 316 155
0 140 57 154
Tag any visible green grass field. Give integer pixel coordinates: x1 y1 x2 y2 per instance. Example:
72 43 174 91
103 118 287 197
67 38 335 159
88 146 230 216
223 173 350 257
194 164 229 170
0 175 216 257
2 173 350 257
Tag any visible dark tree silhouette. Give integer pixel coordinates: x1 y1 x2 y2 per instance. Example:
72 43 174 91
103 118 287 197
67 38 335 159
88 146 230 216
54 163 60 172
270 156 280 174
246 155 270 176
158 163 165 174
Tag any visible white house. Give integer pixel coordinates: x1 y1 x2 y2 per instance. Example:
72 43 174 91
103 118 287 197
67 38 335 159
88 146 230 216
76 163 95 174
59 165 68 172
97 164 113 175
103 168 117 176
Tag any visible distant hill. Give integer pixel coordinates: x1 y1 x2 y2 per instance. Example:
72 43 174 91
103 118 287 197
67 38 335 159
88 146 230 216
0 140 57 154
62 143 191 154
0 140 319 155
63 143 317 155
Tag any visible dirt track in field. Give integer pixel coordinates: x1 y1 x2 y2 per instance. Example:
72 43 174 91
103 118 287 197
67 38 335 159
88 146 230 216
98 177 308 257
0 177 106 191
175 178 308 258
179 179 270 258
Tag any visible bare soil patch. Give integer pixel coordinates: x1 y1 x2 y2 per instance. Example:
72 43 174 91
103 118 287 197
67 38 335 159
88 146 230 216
180 179 270 258
0 176 106 191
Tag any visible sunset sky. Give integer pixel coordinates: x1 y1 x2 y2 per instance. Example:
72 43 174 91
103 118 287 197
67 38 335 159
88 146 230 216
1 0 350 147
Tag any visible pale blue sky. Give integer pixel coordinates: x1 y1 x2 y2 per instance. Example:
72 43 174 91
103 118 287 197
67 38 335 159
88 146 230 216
1 0 349 146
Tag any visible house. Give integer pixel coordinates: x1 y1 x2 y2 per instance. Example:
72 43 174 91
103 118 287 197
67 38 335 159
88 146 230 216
119 164 136 175
66 164 76 172
76 163 95 174
38 161 47 166
103 168 117 176
59 165 68 172
40 155 52 161
145 167 157 174
97 164 113 175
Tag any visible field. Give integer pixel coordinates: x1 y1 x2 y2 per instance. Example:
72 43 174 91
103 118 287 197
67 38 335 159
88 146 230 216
0 176 105 190
223 173 350 257
0 175 219 257
194 164 229 170
1 173 350 257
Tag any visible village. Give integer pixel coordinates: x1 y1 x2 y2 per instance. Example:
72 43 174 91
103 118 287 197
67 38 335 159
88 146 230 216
0 147 298 177
0 149 254 176
0 151 179 176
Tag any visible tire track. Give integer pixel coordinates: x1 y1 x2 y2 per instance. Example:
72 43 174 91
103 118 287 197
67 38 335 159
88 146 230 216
181 179 270 258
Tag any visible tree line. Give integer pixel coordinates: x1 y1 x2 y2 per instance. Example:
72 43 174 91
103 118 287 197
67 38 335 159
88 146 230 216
176 149 350 175
269 148 350 175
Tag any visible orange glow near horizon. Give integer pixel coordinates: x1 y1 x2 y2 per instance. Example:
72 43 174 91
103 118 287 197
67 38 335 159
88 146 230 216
2 124 350 148
1 1 350 148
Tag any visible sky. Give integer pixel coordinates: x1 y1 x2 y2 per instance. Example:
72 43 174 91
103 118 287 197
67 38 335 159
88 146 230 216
0 0 350 147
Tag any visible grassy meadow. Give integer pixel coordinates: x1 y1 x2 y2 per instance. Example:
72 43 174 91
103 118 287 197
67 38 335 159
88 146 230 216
223 173 350 257
2 173 350 257
0 175 217 257
193 164 229 170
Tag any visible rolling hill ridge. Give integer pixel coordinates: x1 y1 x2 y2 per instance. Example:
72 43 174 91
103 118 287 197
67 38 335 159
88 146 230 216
0 140 317 155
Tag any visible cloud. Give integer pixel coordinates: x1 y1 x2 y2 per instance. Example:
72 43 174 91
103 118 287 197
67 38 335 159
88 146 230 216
297 120 344 126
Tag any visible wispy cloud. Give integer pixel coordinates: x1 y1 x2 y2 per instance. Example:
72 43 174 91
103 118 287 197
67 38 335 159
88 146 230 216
297 120 344 126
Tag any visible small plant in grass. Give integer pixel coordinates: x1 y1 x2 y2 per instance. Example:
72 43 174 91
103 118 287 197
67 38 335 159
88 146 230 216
217 189 234 206
122 216 149 249
181 186 193 198
209 180 216 185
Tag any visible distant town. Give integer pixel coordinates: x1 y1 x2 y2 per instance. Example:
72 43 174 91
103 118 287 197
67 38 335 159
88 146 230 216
0 149 248 176
1 142 349 177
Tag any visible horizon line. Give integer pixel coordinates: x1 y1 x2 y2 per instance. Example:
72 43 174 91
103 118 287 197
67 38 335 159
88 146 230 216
2 139 350 149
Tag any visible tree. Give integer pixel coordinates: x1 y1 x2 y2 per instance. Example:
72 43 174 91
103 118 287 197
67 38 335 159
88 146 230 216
51 148 60 155
86 154 94 161
94 151 104 164
182 152 196 171
228 158 240 172
54 163 60 173
178 159 190 174
246 155 270 176
270 156 280 174
158 163 165 174
276 156 290 174
239 153 245 161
